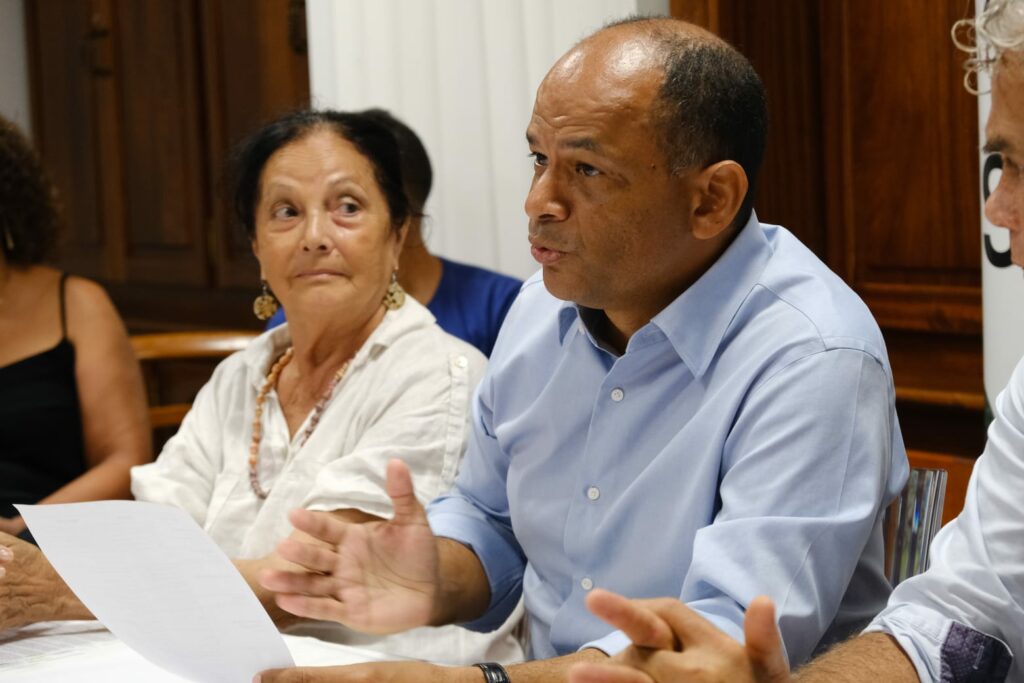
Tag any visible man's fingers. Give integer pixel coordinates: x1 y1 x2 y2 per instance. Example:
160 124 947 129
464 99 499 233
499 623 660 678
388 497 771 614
646 597 728 648
276 537 340 574
287 509 351 546
585 589 678 650
273 593 350 624
255 666 326 682
0 566 5 580
258 568 339 597
744 596 791 681
385 459 425 525
0 545 12 562
569 661 655 683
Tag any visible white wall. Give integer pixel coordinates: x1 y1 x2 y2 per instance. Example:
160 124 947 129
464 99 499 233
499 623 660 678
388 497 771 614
306 0 668 280
0 0 32 137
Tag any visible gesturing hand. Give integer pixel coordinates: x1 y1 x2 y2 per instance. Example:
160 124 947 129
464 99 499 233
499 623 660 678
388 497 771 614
569 590 792 683
258 459 441 634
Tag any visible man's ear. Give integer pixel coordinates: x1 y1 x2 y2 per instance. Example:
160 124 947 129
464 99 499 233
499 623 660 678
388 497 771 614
692 160 748 240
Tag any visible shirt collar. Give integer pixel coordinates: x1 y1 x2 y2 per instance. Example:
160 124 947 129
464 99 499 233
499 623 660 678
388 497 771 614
652 212 770 377
556 213 771 377
242 298 437 388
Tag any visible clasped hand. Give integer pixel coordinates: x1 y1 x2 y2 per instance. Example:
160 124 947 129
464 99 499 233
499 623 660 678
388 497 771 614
568 590 793 683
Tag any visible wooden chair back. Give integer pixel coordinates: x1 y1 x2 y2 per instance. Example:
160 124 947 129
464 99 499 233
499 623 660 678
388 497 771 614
131 331 257 429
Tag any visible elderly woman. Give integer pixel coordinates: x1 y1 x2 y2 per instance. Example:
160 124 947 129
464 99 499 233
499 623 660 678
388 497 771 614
0 110 521 664
0 115 151 542
267 108 522 357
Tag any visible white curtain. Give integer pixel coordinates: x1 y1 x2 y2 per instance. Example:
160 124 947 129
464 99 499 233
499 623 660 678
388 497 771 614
306 0 668 280
0 0 32 136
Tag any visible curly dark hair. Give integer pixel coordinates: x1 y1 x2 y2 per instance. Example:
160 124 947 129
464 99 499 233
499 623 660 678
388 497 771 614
0 116 60 264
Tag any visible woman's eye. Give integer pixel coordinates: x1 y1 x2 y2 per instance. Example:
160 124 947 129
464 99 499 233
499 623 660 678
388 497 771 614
272 206 297 220
337 200 361 216
576 163 600 177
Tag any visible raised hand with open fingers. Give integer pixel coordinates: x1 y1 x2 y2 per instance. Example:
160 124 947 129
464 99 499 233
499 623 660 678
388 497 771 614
258 459 441 634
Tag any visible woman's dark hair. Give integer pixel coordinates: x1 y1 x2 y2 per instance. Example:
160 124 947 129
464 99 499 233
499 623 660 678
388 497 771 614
0 116 60 264
359 108 432 217
231 109 411 238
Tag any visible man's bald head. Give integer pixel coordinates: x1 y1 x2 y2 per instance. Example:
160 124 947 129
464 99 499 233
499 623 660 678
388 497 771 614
540 16 767 227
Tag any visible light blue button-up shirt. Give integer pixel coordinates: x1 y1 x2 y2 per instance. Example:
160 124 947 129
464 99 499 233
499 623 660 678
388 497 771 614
427 216 908 666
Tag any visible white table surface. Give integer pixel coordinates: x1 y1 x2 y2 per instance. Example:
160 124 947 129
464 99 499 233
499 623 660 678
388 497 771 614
0 621 396 682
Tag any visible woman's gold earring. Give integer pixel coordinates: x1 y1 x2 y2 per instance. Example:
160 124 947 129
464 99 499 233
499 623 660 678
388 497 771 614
383 271 406 310
253 280 279 321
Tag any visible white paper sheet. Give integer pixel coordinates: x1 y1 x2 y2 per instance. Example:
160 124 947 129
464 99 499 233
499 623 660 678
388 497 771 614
16 501 294 683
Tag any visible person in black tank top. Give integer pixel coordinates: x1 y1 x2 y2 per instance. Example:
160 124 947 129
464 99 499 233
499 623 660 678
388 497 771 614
0 115 151 544
0 274 86 533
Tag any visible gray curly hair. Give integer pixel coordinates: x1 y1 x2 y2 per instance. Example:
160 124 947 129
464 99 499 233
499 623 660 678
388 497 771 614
952 0 1024 92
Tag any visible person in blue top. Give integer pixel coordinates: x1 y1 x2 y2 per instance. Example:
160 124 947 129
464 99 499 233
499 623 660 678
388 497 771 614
266 109 521 357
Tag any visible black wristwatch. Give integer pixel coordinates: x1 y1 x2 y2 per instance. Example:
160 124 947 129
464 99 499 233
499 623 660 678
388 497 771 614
475 662 511 683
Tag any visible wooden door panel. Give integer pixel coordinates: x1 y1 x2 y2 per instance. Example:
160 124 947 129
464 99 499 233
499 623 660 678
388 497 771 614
201 0 310 289
821 0 981 319
27 0 109 279
115 0 208 285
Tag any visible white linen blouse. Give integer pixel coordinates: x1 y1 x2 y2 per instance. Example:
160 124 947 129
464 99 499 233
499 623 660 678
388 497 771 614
131 299 523 664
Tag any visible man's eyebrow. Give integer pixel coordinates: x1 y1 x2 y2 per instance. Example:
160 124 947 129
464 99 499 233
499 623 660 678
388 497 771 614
983 136 1014 155
561 137 601 152
525 134 603 154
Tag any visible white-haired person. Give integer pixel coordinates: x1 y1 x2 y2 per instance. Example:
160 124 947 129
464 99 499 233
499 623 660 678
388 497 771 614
568 2 1024 682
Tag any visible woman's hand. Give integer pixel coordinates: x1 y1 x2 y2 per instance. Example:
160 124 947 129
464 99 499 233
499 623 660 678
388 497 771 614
0 532 79 630
0 517 26 537
568 590 792 683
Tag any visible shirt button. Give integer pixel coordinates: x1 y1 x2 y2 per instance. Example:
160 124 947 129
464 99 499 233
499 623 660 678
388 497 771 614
580 577 594 591
610 388 625 402
586 486 600 501
453 355 468 369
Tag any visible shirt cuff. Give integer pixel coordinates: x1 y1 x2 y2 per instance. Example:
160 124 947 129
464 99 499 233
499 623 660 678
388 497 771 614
580 629 631 657
427 496 525 633
866 604 1013 683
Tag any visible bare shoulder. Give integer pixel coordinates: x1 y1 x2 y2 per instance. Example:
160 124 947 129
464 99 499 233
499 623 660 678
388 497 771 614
63 275 129 342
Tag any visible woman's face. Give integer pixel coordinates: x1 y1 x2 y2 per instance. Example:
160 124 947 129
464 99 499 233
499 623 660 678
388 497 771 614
252 128 405 328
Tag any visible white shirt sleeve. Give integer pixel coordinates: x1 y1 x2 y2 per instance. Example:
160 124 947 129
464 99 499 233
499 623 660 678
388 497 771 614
303 349 485 519
865 359 1024 682
130 354 240 528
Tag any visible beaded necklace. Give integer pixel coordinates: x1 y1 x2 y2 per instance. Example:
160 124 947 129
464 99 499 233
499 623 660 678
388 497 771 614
248 346 350 499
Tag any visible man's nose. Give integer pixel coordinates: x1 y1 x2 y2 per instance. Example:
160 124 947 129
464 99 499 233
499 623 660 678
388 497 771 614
525 170 569 223
984 179 1019 232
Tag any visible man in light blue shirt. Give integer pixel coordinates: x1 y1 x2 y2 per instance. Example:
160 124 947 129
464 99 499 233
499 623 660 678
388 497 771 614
253 16 906 683
566 4 1024 683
